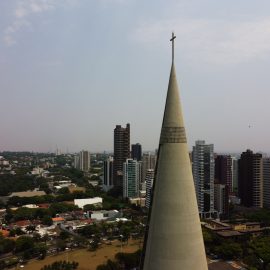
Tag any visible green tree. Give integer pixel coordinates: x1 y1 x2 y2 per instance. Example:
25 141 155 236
96 259 120 270
58 187 70 194
49 202 78 216
26 224 36 233
59 231 70 240
40 260 79 270
215 241 243 260
0 175 35 196
9 227 24 237
13 207 35 221
33 232 42 242
15 236 35 253
56 239 66 251
96 249 141 270
115 249 141 269
0 238 15 254
41 234 50 244
243 255 261 270
78 224 100 238
34 243 48 259
83 204 98 211
251 236 270 269
245 209 270 226
202 228 214 244
89 235 100 251
42 215 53 226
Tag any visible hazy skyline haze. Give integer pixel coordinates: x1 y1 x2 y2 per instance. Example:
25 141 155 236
1 0 270 153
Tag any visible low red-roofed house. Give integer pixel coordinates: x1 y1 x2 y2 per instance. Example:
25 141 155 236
12 219 40 229
0 229 9 237
14 220 31 228
52 217 65 225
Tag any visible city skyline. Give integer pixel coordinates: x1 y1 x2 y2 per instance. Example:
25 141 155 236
1 0 270 153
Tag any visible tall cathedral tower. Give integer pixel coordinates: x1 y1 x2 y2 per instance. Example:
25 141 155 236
141 33 208 270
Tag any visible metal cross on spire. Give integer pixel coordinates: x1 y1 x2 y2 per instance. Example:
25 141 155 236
170 32 176 63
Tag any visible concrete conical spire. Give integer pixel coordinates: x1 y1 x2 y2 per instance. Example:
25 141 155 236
141 33 208 270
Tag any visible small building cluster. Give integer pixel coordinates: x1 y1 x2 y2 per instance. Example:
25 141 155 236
204 220 266 239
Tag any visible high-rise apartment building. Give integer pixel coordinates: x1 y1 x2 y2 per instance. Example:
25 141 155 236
131 143 142 161
113 124 130 188
215 155 232 194
142 153 157 182
79 150 90 172
103 156 113 192
145 169 155 209
238 149 263 208
214 183 229 219
192 140 215 218
263 158 270 208
123 159 141 198
74 150 90 172
231 157 239 193
74 155 80 170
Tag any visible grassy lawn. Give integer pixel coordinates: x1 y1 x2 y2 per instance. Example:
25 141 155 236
22 239 142 270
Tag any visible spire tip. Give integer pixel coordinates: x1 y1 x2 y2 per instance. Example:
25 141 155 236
170 32 176 63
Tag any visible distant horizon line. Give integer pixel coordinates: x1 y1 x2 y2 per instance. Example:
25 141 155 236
1 149 270 156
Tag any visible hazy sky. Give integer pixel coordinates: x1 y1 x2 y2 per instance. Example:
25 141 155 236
1 0 270 153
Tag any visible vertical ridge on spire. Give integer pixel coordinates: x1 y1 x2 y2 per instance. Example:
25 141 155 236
141 33 208 270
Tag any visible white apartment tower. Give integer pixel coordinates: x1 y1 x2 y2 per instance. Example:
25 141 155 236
103 156 114 192
123 159 141 198
145 169 155 209
74 150 90 172
74 155 80 169
80 150 90 172
192 140 215 218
